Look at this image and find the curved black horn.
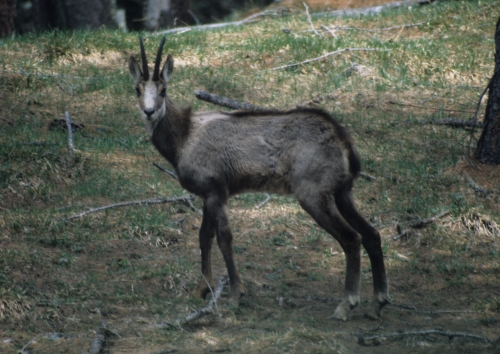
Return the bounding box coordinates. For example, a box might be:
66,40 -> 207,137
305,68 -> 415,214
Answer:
153,37 -> 166,81
139,37 -> 149,81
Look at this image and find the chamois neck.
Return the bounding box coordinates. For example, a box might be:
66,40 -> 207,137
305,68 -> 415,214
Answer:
151,97 -> 191,168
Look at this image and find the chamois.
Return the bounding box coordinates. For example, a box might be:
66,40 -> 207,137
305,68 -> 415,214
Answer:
128,37 -> 389,321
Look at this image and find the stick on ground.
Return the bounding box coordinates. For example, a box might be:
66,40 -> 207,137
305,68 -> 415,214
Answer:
66,195 -> 194,220
393,210 -> 450,240
65,111 -> 74,158
179,276 -> 227,326
358,328 -> 493,346
194,90 -> 265,111
271,48 -> 385,71
153,162 -> 178,179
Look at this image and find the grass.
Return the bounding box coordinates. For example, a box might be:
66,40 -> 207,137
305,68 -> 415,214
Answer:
1,0 -> 500,352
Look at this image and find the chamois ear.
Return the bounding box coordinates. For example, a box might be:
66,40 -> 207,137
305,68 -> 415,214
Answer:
129,56 -> 143,84
161,54 -> 174,83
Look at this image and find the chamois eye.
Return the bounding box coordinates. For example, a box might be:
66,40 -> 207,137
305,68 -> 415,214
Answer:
159,87 -> 166,97
135,86 -> 141,97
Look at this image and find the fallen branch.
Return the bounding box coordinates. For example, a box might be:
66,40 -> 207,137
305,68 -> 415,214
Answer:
359,172 -> 377,181
315,0 -> 434,18
179,276 -> 227,325
255,194 -> 270,209
154,276 -> 228,329
20,333 -> 65,354
408,210 -> 451,229
358,328 -> 493,346
388,302 -> 476,315
317,22 -> 426,36
154,9 -> 285,35
194,90 -> 264,111
271,48 -> 385,71
393,210 -> 450,240
153,162 -> 178,179
64,111 -> 74,159
408,118 -> 483,129
464,173 -> 493,198
304,3 -> 320,36
66,195 -> 194,220
390,101 -> 477,114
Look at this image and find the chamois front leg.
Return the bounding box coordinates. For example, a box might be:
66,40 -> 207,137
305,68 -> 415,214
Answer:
207,195 -> 245,306
192,203 -> 216,299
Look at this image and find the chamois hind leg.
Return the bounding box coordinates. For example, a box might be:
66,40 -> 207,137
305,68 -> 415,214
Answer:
335,190 -> 390,319
192,202 -> 217,299
296,191 -> 362,321
206,194 -> 245,306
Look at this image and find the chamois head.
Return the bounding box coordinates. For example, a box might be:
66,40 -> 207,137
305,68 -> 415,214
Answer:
129,37 -> 173,124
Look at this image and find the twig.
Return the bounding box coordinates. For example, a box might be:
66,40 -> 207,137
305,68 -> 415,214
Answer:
185,197 -> 201,214
20,333 -> 65,354
388,302 -> 476,315
389,101 -> 476,114
180,276 -> 227,325
198,271 -> 221,318
359,172 -> 377,181
358,328 -> 493,346
255,194 -> 270,209
65,111 -> 74,159
88,319 -> 108,354
408,210 -> 451,229
320,25 -> 337,38
393,210 -> 450,240
66,195 -> 194,220
194,90 -> 264,111
20,333 -> 44,354
271,48 -> 385,71
314,0 -> 434,18
318,22 -> 426,35
154,9 -> 283,35
408,118 -> 483,129
304,3 -> 320,36
153,162 -> 178,179
464,172 -> 492,198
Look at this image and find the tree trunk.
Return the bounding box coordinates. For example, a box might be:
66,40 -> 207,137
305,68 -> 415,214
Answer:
474,17 -> 500,165
0,0 -> 16,38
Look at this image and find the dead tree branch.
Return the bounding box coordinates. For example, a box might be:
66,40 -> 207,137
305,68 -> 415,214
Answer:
255,194 -> 271,209
388,302 -> 476,315
360,172 -> 377,181
304,3 -> 320,36
408,118 -> 483,129
65,111 -> 74,159
271,48 -> 385,71
315,0 -> 435,18
66,195 -> 194,220
358,328 -> 493,346
316,22 -> 426,36
464,173 -> 493,198
153,162 -> 178,179
155,9 -> 285,35
179,276 -> 227,325
194,90 -> 264,111
20,333 -> 65,354
393,210 -> 450,240
390,101 -> 477,114
153,276 -> 228,330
